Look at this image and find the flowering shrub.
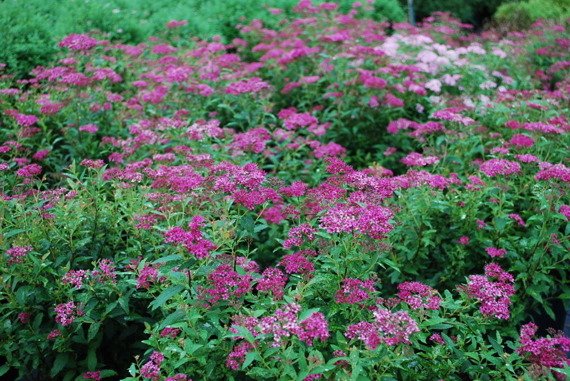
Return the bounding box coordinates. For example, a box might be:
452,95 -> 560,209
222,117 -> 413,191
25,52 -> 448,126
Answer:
0,1 -> 569,380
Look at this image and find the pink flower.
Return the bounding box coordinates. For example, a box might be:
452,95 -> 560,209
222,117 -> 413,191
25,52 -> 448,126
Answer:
91,259 -> 117,282
346,308 -> 419,349
335,278 -> 375,304
432,109 -> 474,126
466,263 -> 515,319
140,351 -> 164,381
297,312 -> 329,345
5,246 -> 32,264
151,44 -> 177,55
535,162 -> 570,182
47,329 -> 61,340
516,154 -> 540,163
79,124 -> 99,133
401,152 -> 439,167
160,327 -> 181,338
207,264 -> 253,303
231,128 -> 271,154
226,341 -> 254,370
16,164 -> 42,178
256,268 -> 287,299
80,159 -> 105,168
83,371 -> 102,381
32,150 -> 50,161
280,111 -> 318,130
313,142 -> 346,159
458,236 -> 470,245
283,223 -> 315,249
509,134 -> 534,148
256,303 -> 329,347
136,265 -> 160,289
559,205 -> 570,220
508,213 -> 526,227
225,77 -> 270,95
62,270 -> 88,289
429,333 -> 445,345
164,217 -> 216,259
320,204 -> 393,239
517,322 -> 570,369
479,159 -> 521,177
59,34 -> 99,50
279,252 -> 314,275
280,181 -> 308,198
55,301 -> 78,326
385,93 -> 404,107
13,113 -> 38,127
166,20 -> 188,28
17,312 -> 31,324
397,282 -> 441,310
485,247 -> 507,257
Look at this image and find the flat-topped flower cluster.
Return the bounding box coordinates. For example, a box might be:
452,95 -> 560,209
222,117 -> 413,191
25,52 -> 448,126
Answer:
0,1 -> 568,380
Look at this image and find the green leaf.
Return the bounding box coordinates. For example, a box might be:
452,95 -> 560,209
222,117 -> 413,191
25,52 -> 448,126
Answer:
160,309 -> 186,328
242,351 -> 259,369
298,308 -> 320,322
152,254 -> 182,264
0,364 -> 10,377
4,228 -> 27,238
231,326 -> 255,343
87,347 -> 97,369
149,285 -> 184,311
88,322 -> 101,342
100,370 -> 118,378
552,367 -> 570,377
311,364 -> 335,373
51,353 -> 69,377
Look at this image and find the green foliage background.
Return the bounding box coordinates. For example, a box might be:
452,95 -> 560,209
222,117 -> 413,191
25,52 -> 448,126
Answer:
0,0 -> 404,79
494,0 -> 570,29
2,0 -> 566,79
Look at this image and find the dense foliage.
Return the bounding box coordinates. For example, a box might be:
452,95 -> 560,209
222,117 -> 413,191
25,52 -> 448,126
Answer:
0,0 -> 404,79
493,0 -> 570,30
1,1 -> 569,380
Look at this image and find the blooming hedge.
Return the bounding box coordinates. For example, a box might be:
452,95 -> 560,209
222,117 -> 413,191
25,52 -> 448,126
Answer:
0,1 -> 569,380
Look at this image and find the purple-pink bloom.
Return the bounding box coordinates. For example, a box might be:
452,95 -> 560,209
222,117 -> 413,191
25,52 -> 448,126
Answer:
5,246 -> 32,264
485,247 -> 507,258
466,263 -> 515,319
397,282 -> 441,310
59,34 -> 99,50
335,278 -> 375,304
479,159 -> 521,177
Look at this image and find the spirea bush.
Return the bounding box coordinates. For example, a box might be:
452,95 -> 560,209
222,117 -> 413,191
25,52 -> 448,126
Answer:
0,0 -> 405,80
0,1 -> 569,380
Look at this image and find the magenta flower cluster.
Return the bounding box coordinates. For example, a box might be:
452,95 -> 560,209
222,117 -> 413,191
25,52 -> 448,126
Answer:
346,308 -> 420,349
466,263 -> 515,319
397,281 -> 442,310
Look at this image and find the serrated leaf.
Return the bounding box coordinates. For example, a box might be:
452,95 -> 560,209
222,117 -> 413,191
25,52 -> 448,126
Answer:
160,309 -> 186,328
51,353 -> 69,377
88,322 -> 100,342
0,364 -> 9,377
149,285 -> 184,311
100,369 -> 118,378
231,326 -> 255,343
242,351 -> 259,369
152,254 -> 182,264
298,308 -> 320,322
4,228 -> 27,238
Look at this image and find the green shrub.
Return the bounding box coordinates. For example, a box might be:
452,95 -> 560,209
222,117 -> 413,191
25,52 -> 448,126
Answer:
494,0 -> 570,30
404,0 -> 507,26
0,0 -> 405,79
